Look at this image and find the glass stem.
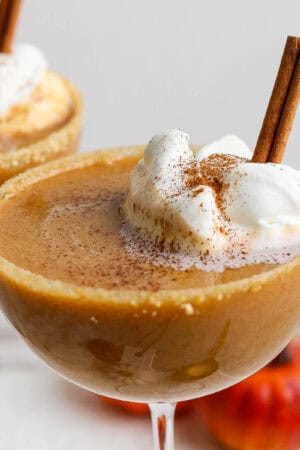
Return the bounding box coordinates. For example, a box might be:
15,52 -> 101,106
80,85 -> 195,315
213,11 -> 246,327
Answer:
149,402 -> 176,450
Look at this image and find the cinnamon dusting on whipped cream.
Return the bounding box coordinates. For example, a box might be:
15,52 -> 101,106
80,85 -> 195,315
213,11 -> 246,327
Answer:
121,130 -> 300,271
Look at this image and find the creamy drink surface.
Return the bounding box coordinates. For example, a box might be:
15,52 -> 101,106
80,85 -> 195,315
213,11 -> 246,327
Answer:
0,154 -> 277,290
0,129 -> 299,290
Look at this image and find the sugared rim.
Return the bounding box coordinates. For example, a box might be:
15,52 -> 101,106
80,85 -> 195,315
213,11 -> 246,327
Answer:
0,146 -> 299,308
0,73 -> 83,182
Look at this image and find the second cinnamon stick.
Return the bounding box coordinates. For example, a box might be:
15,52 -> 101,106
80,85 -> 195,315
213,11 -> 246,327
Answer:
0,0 -> 22,53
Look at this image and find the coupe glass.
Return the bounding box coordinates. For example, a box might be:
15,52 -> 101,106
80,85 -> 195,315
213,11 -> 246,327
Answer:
0,149 -> 299,450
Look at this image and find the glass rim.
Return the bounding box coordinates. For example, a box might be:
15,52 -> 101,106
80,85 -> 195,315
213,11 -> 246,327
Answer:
0,145 -> 298,308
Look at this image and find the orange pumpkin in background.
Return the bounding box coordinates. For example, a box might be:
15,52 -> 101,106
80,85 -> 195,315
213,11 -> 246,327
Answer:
194,342 -> 300,450
99,396 -> 191,415
99,397 -> 150,415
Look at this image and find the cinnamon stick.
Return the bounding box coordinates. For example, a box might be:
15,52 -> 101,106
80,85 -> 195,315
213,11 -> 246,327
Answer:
0,0 -> 22,53
267,55 -> 300,163
252,36 -> 300,163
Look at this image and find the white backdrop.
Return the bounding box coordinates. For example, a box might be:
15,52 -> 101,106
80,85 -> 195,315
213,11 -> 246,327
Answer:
17,0 -> 300,167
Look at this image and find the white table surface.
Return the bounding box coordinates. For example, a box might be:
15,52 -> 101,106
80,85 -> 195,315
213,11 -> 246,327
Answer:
0,314 -> 222,450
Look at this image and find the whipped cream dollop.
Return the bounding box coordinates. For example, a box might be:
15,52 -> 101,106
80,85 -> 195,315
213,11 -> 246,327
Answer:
0,44 -> 47,117
122,129 -> 300,270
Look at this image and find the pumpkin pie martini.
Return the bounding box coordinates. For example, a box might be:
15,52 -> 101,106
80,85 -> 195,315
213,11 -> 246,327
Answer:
0,136 -> 300,448
0,129 -> 299,400
0,0 -> 82,183
0,36 -> 299,450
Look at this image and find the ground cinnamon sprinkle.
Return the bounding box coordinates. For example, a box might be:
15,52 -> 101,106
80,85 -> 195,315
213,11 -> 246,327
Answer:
184,153 -> 245,193
184,160 -> 203,189
183,153 -> 246,221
